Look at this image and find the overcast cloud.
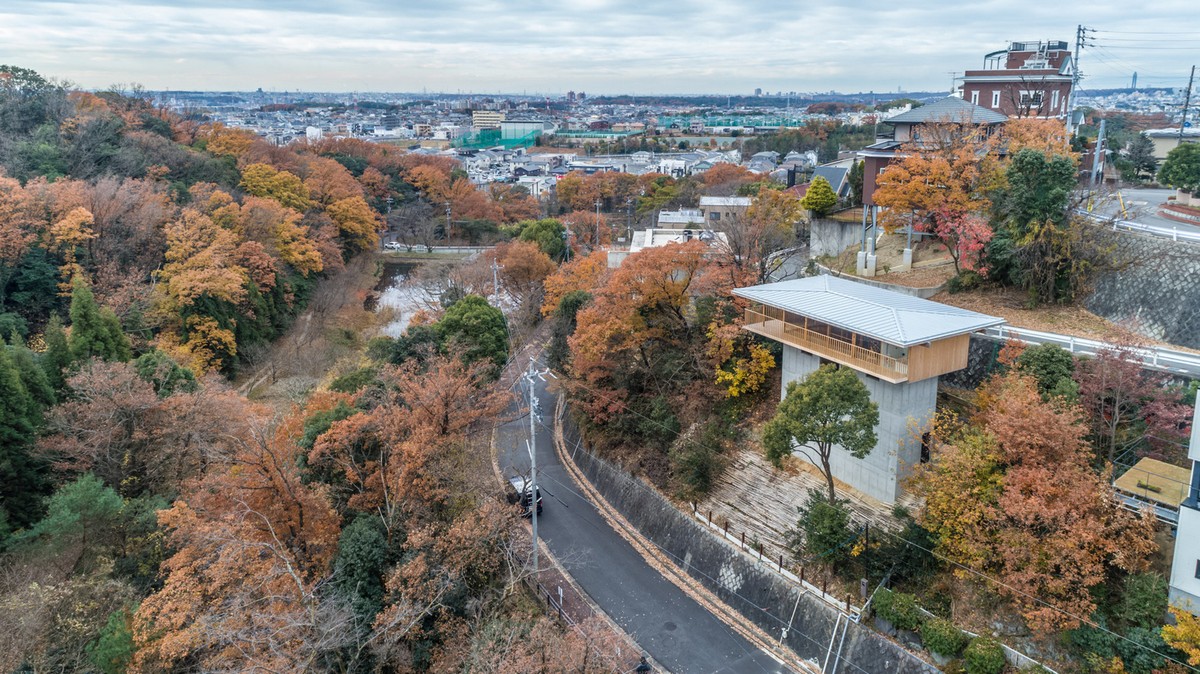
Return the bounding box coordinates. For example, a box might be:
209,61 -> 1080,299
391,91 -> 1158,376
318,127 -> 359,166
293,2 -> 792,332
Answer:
2,1 -> 1197,94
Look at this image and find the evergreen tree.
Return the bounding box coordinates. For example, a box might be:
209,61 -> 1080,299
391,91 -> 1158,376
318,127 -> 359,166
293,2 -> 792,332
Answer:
800,176 -> 839,217
0,344 -> 46,532
435,294 -> 509,372
7,331 -> 55,418
41,313 -> 72,390
68,278 -> 131,363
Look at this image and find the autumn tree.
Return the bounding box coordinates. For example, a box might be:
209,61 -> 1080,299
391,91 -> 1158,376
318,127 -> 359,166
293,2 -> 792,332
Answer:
929,207 -> 993,273
715,187 -> 803,285
491,240 -> 556,320
1074,340 -> 1192,464
913,371 -> 1156,631
567,240 -> 715,448
131,408 -> 345,672
762,364 -> 878,502
39,360 -> 252,497
327,195 -> 381,253
541,249 -> 608,317
800,176 -> 839,217
239,162 -> 313,212
872,117 -> 1003,234
699,163 -> 756,195
1003,118 -> 1075,159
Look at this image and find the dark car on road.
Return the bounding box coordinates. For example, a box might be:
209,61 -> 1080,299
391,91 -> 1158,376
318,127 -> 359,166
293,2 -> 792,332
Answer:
506,475 -> 542,517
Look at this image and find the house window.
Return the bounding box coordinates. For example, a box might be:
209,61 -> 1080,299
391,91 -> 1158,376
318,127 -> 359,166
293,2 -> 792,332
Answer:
991,91 -> 1000,108
1020,91 -> 1044,108
970,91 -> 979,106
1052,90 -> 1060,110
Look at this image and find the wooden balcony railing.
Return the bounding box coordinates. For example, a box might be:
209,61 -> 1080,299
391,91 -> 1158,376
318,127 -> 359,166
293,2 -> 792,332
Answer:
743,307 -> 909,382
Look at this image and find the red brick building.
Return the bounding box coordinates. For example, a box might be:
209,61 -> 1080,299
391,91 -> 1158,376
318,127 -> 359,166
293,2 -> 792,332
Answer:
960,40 -> 1073,119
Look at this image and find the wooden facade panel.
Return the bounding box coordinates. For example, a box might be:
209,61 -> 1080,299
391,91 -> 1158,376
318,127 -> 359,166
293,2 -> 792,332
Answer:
906,333 -> 970,382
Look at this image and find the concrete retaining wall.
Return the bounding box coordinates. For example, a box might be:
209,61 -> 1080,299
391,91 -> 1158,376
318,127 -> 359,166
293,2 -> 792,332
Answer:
811,218 -> 865,259
816,268 -> 946,299
561,415 -> 936,674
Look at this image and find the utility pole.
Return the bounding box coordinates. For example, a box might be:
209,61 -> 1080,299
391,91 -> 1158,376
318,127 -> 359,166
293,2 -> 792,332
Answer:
1091,118 -> 1107,187
444,201 -> 452,244
491,258 -> 500,304
525,359 -> 540,579
1066,24 -> 1090,137
1180,65 -> 1196,143
594,199 -> 602,249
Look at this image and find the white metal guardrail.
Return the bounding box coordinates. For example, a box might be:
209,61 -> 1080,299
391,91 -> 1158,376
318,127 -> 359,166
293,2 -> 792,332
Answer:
982,325 -> 1200,378
1076,208 -> 1200,243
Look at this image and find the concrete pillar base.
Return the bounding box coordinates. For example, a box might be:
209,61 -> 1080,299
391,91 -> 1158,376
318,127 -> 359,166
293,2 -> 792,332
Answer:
864,254 -> 877,278
856,251 -> 867,276
896,248 -> 913,272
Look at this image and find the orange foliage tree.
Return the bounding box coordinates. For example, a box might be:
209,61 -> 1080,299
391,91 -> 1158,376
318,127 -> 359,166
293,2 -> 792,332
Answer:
131,406 -> 344,672
541,249 -> 608,317
912,371 -> 1155,631
567,241 -> 715,422
872,118 -> 1004,235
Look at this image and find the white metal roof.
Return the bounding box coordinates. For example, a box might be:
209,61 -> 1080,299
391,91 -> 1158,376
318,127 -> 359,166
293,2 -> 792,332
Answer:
733,275 -> 1004,347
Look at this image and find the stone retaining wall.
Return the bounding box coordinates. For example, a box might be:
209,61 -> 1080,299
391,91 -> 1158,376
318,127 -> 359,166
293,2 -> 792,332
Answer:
1086,233 -> 1200,350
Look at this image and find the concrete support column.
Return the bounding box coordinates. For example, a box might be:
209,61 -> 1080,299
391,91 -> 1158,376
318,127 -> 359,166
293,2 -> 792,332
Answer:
856,251 -> 867,276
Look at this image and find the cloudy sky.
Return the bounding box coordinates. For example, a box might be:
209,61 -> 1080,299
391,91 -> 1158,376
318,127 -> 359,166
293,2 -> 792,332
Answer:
2,1 -> 1197,95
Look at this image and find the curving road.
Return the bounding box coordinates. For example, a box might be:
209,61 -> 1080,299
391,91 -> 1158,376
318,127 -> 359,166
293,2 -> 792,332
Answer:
497,367 -> 793,674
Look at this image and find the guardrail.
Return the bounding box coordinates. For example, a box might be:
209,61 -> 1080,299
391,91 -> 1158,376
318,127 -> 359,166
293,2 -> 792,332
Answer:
981,325 -> 1200,378
382,244 -> 493,255
1076,208 -> 1200,243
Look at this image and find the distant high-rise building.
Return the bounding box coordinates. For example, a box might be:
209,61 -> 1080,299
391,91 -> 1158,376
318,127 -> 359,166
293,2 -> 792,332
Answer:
960,40 -> 1073,119
578,92 -> 586,101
1132,72 -> 1138,90
754,87 -> 762,96
567,90 -> 576,103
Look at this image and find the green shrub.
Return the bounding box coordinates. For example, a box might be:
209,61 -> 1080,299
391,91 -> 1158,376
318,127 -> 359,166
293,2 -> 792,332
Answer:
963,637 -> 1006,674
787,489 -> 854,567
946,270 -> 983,294
922,617 -> 969,657
873,587 -> 924,632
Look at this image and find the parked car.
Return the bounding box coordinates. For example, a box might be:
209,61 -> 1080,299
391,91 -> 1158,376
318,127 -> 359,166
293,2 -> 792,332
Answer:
383,241 -> 403,250
506,475 -> 542,517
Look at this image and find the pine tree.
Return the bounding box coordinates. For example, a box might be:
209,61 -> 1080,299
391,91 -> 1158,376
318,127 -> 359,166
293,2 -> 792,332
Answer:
68,278 -> 131,363
41,313 -> 72,390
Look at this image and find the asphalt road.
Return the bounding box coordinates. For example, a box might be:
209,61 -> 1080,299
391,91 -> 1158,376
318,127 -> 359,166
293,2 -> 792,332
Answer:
497,371 -> 793,674
1090,187 -> 1200,235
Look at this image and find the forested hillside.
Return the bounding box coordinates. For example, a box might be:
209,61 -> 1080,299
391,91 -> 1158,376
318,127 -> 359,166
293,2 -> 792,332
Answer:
0,65 -> 624,673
